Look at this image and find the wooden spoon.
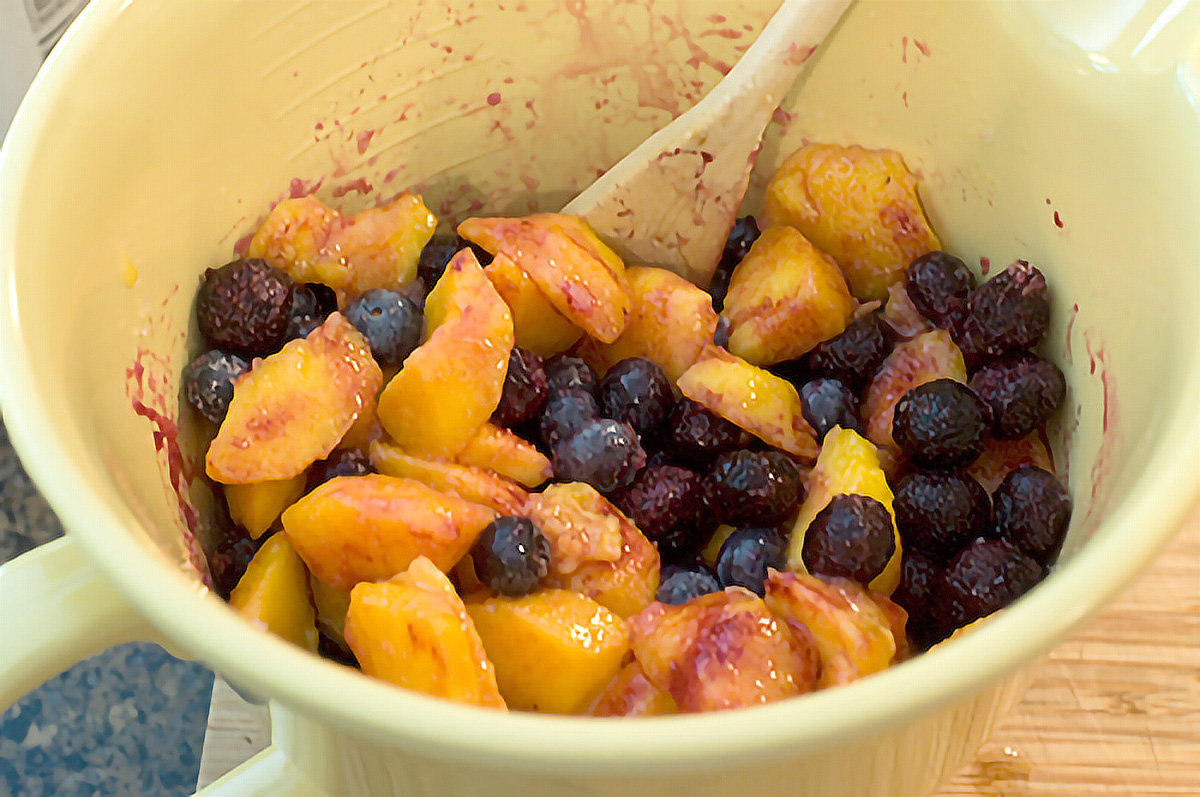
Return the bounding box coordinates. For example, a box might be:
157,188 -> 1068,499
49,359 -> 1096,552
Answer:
562,0 -> 853,287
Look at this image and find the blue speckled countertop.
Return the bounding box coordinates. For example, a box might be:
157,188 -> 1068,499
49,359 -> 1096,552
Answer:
0,422 -> 214,797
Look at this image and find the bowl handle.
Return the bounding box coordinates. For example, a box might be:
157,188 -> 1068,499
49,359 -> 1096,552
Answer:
193,747 -> 325,797
0,535 -> 156,710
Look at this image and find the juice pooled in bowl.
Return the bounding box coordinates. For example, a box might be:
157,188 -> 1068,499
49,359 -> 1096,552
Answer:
186,141 -> 1072,714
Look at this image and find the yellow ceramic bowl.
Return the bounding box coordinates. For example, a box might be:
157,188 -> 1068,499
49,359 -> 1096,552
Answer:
1,1 -> 1199,795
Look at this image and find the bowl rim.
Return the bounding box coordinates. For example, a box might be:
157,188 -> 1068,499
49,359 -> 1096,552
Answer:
2,0 -> 1200,772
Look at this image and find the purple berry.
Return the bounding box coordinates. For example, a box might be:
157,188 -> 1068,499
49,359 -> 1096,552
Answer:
469,516 -> 551,597
181,349 -> 250,424
932,537 -> 1043,634
598,357 -> 675,437
804,313 -> 890,390
705,449 -> 802,527
553,419 -> 646,493
539,389 -> 598,450
905,251 -> 976,329
891,550 -> 942,649
306,449 -> 373,492
992,466 -> 1071,565
208,528 -> 260,600
801,494 -> 896,585
707,216 -> 760,310
798,377 -> 860,442
955,260 -> 1050,358
713,315 -> 731,348
656,562 -> 723,605
417,234 -> 491,287
195,258 -> 295,357
492,348 -> 548,428
893,471 -> 991,563
892,379 -> 988,470
662,398 -> 751,468
715,527 -> 786,596
969,354 -> 1066,440
343,289 -> 423,368
544,354 -> 598,397
286,282 -> 338,341
613,465 -> 707,543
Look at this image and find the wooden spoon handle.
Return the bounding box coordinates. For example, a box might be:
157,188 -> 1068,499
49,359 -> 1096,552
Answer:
564,0 -> 852,286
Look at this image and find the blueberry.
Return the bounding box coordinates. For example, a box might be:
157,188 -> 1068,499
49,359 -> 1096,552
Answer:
417,234 -> 491,288
715,527 -> 786,596
599,357 -> 675,437
662,398 -> 751,468
801,494 -> 896,584
343,289 -> 423,368
890,550 -> 942,649
932,537 -> 1043,635
955,260 -> 1050,359
969,354 -> 1066,440
713,315 -> 731,348
306,449 -> 374,492
904,251 -> 976,329
539,389 -> 598,450
798,377 -> 860,441
707,216 -> 760,310
469,516 -> 551,597
992,465 -> 1071,565
893,471 -> 991,563
317,633 -> 360,668
285,282 -> 339,341
656,562 -> 723,605
553,418 -> 646,493
892,379 -> 988,470
492,348 -> 548,428
613,464 -> 707,543
195,258 -> 295,357
804,313 -> 890,390
705,449 -> 803,527
651,523 -> 710,566
544,354 -> 598,397
207,527 -> 261,600
181,350 -> 250,424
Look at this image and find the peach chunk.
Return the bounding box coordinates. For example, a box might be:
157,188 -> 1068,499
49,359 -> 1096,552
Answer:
345,556 -> 505,708
588,660 -> 677,717
761,143 -> 941,301
368,440 -> 528,516
764,571 -> 897,689
281,474 -> 495,590
465,589 -> 629,714
525,483 -> 660,618
206,314 -> 382,484
224,473 -> 308,539
967,432 -> 1055,493
628,589 -> 820,713
576,266 -> 719,382
786,427 -> 902,596
484,254 -> 583,358
377,250 -> 513,457
458,213 -> 633,343
309,575 -> 353,651
723,226 -> 856,366
455,422 -> 553,488
246,192 -> 436,297
677,345 -> 819,461
861,329 -> 967,474
229,533 -> 318,652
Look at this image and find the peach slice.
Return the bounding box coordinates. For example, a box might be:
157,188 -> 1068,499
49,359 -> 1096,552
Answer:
861,329 -> 967,475
525,483 -> 660,618
345,556 -> 505,708
761,143 -> 941,301
576,266 -> 719,382
377,250 -> 514,457
785,426 -> 902,595
455,422 -> 553,488
465,589 -> 629,714
967,432 -> 1055,493
628,589 -> 820,713
281,474 -> 495,590
723,226 -> 856,366
229,533 -> 318,652
223,473 -> 307,539
247,193 -> 436,298
206,313 -> 382,484
458,213 -> 633,343
309,575 -> 352,651
484,254 -> 583,358
588,660 -> 677,717
368,440 -> 528,516
677,345 -> 819,461
764,571 -> 897,688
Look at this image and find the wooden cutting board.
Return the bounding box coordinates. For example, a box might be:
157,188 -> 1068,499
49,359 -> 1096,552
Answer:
198,506 -> 1200,794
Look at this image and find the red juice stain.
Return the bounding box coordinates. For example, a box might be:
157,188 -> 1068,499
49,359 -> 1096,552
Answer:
356,129 -> 375,154
901,36 -> 908,63
1082,331 -> 1120,513
914,39 -> 931,57
902,90 -> 908,108
332,178 -> 373,198
233,233 -> 254,256
289,177 -> 324,198
487,92 -> 502,106
1063,302 -> 1079,366
1053,210 -> 1064,228
1045,197 -> 1051,204
979,256 -> 991,275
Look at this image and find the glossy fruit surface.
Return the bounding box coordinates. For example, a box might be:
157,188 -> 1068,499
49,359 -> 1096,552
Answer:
892,379 -> 987,470
539,389 -> 599,451
469,516 -> 552,597
553,419 -> 646,494
904,251 -> 975,329
182,349 -> 250,424
655,562 -> 723,605
491,347 -> 548,428
801,494 -> 896,584
893,471 -> 990,563
195,258 -> 294,357
955,260 -> 1050,357
662,398 -> 752,468
992,465 -> 1072,564
714,526 -> 787,596
931,537 -> 1042,635
969,354 -> 1066,440
799,377 -> 860,442
804,312 -> 890,391
343,288 -> 423,368
598,357 -> 675,437
705,449 -> 802,527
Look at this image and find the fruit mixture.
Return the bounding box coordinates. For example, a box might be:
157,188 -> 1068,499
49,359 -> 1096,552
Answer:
190,142 -> 1071,714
